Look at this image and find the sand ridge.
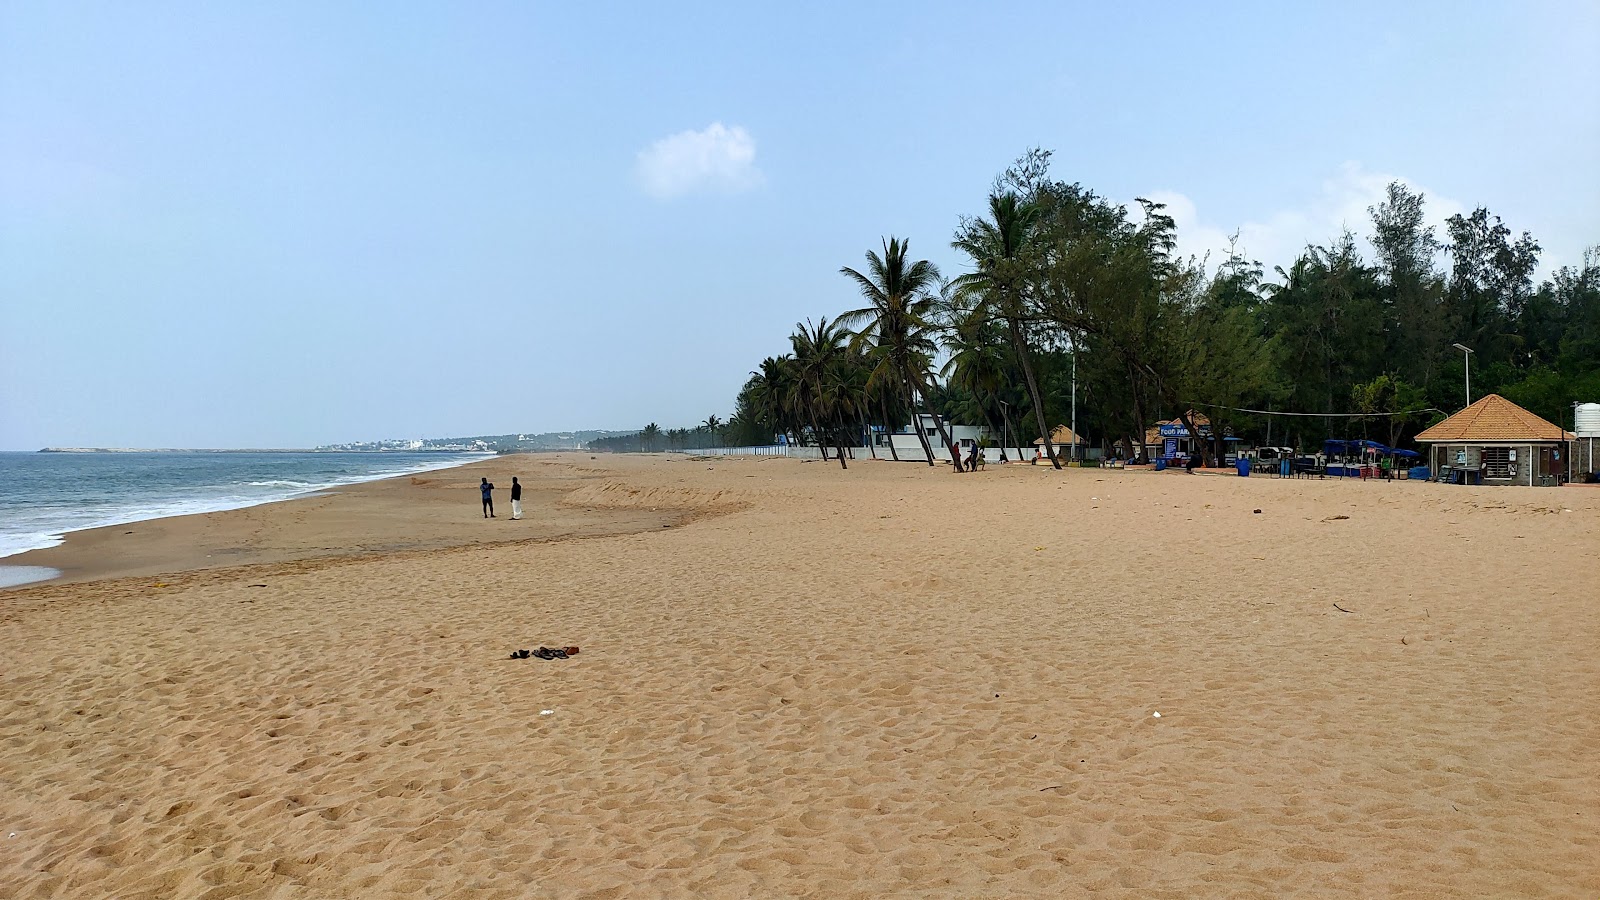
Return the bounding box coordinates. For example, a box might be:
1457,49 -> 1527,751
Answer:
2,453 -> 1598,897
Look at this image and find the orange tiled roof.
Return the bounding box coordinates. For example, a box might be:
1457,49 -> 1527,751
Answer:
1033,425 -> 1083,446
1415,394 -> 1575,442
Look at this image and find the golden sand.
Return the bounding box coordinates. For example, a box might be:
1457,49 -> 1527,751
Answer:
3,454 -> 1597,897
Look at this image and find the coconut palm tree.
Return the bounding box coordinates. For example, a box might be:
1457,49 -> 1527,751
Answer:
866,371 -> 904,460
749,355 -> 800,445
640,422 -> 662,452
701,414 -> 724,447
952,191 -> 1061,468
789,317 -> 856,469
941,292 -> 1020,458
839,237 -> 963,472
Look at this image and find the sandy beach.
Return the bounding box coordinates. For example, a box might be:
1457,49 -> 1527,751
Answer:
2,453 -> 1597,898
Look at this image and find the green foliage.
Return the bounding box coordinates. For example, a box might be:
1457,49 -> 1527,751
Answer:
840,237 -> 961,467
696,150 -> 1597,464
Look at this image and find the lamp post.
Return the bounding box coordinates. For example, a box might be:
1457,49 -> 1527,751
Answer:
1451,343 -> 1474,407
999,398 -> 1010,460
1070,348 -> 1078,463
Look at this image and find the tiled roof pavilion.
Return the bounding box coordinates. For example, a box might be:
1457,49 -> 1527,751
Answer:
1034,425 -> 1084,446
1415,394 -> 1575,443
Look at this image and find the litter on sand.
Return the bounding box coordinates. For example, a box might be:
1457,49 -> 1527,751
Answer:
540,710 -> 554,716
509,646 -> 580,660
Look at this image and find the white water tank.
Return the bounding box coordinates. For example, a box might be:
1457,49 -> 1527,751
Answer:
1577,403 -> 1600,438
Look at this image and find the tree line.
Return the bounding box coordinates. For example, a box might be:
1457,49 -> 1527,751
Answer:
591,150 -> 1599,467
585,418 -> 734,453
729,149 -> 1600,464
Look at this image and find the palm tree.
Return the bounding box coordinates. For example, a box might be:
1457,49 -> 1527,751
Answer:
941,292 -> 1019,458
846,342 -> 884,459
640,422 -> 662,452
789,317 -> 856,469
839,237 -> 963,472
865,370 -> 904,460
702,414 -> 724,447
952,192 -> 1061,468
749,355 -> 800,445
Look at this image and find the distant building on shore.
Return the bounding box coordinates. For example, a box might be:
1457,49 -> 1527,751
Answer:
1414,394 -> 1575,486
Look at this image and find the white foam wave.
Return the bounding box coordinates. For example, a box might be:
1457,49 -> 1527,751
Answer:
0,532 -> 65,559
0,453 -> 490,561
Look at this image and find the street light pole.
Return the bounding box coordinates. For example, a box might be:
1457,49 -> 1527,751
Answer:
999,399 -> 1010,459
1070,348 -> 1078,463
1451,343 -> 1474,407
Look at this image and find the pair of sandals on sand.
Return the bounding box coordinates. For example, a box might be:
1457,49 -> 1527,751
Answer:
509,646 -> 579,660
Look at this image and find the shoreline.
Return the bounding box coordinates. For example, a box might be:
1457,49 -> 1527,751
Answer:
0,453 -> 685,591
0,451 -> 495,579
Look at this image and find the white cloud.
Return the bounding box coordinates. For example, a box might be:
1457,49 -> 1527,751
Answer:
635,122 -> 764,200
1144,162 -> 1467,275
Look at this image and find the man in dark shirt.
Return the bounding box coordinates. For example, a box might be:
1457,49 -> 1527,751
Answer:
480,477 -> 495,518
510,477 -> 523,520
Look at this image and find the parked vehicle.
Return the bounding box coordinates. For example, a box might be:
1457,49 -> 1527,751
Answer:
1249,446 -> 1296,463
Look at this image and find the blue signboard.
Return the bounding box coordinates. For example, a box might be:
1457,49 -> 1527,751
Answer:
1159,422 -> 1212,438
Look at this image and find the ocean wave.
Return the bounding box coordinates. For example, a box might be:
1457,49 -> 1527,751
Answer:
0,452 -> 488,561
0,532 -> 65,559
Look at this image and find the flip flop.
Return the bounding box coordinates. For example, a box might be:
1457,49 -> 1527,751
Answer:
509,649 -> 531,659
563,646 -> 580,656
540,647 -> 568,659
532,648 -> 556,660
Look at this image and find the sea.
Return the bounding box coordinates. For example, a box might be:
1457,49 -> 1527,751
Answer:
0,450 -> 489,588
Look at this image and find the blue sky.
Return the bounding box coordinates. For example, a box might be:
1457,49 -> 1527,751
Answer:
2,1 -> 1596,449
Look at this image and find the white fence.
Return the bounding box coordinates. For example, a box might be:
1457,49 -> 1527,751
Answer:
672,445 -> 875,460
671,445 -> 791,457
669,444 -> 1088,463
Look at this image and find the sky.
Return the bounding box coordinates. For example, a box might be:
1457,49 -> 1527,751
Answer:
2,1 -> 1597,449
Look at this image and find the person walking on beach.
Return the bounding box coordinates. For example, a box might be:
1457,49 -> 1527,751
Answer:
1185,451 -> 1202,474
510,477 -> 523,520
968,442 -> 981,472
480,477 -> 495,518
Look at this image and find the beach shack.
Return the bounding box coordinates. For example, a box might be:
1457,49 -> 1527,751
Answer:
1143,411 -> 1240,465
1415,394 -> 1575,486
1033,425 -> 1086,461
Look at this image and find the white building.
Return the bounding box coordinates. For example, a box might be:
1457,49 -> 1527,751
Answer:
869,415 -> 1032,463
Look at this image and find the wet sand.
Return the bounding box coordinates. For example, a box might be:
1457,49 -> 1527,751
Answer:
2,453 -> 1597,897
3,456 -> 684,587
